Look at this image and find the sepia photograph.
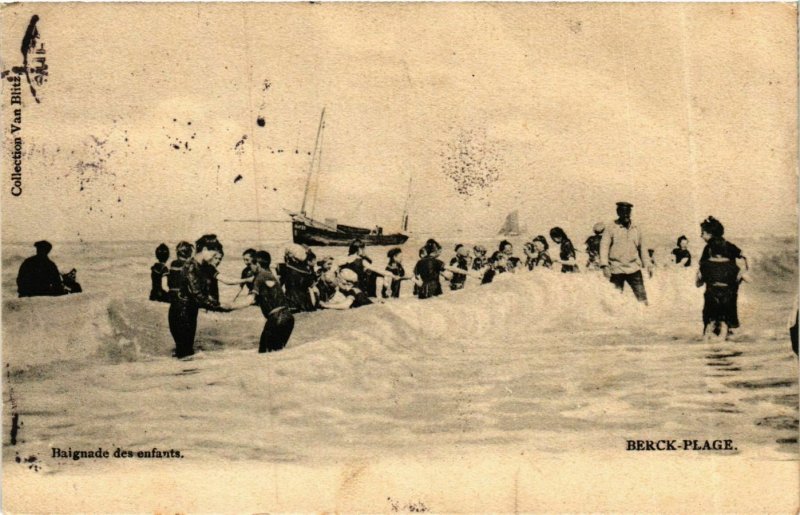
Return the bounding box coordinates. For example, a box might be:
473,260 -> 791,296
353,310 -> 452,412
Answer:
1,2 -> 798,511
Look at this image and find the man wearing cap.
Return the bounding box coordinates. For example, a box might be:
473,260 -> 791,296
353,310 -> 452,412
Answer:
16,240 -> 67,297
599,202 -> 648,304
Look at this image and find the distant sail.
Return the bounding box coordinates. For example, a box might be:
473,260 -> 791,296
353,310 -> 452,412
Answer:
498,210 -> 521,236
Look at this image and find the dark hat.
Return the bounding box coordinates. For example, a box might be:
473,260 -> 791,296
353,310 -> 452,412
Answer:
34,240 -> 52,252
616,201 -> 633,209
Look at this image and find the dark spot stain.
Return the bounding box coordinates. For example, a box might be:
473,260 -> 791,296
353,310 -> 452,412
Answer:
171,143 -> 180,150
439,128 -> 503,199
257,117 -> 266,127
233,175 -> 243,183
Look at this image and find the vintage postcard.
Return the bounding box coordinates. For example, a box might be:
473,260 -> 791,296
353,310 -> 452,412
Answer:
1,2 -> 798,512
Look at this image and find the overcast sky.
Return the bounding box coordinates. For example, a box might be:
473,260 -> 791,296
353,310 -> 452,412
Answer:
2,3 -> 796,244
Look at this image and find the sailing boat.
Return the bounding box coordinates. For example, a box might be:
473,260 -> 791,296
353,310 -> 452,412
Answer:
289,109 -> 411,246
497,210 -> 523,237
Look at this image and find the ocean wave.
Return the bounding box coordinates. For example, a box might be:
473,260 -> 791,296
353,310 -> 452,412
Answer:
3,266 -> 719,376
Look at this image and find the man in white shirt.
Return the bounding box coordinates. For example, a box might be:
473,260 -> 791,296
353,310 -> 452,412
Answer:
599,202 -> 648,304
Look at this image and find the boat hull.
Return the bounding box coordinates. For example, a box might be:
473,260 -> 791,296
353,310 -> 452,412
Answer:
292,220 -> 409,247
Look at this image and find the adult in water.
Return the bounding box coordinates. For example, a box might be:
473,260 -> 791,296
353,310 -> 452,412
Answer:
699,216 -> 748,335
549,227 -> 578,273
672,235 -> 692,267
149,243 -> 170,302
249,250 -> 295,353
599,202 -> 648,304
279,244 -> 316,313
168,235 -> 232,359
696,236 -> 742,340
16,240 -> 67,297
168,241 -> 194,301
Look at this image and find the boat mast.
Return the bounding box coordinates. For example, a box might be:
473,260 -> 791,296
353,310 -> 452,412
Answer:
401,173 -> 413,232
309,115 -> 325,219
300,108 -> 326,217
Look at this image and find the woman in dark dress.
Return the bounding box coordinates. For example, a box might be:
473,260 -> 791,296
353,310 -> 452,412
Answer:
168,235 -> 231,359
168,241 -> 193,301
549,227 -> 578,273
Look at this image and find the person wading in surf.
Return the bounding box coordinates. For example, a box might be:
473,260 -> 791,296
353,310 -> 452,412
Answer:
168,235 -> 232,359
698,216 -> 748,338
599,201 -> 648,304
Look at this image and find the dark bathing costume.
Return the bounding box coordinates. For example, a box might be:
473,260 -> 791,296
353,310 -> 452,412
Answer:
449,255 -> 468,290
279,260 -> 316,313
168,258 -> 224,359
414,255 -> 444,299
167,258 -> 186,301
149,261 -> 170,302
16,253 -> 65,297
253,269 -> 294,353
385,261 -> 405,298
558,239 -> 578,273
672,248 -> 692,267
699,257 -> 739,328
699,237 -> 743,329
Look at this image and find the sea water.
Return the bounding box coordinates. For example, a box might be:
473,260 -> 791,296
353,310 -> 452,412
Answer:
1,236 -> 797,466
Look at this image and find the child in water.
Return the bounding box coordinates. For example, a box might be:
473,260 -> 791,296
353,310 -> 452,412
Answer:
549,227 -> 578,273
320,268 -> 373,309
646,249 -> 656,278
449,244 -> 471,290
248,250 -> 295,353
314,256 -> 338,305
672,236 -> 692,267
413,239 -> 473,299
585,223 -> 605,270
233,248 -> 257,302
201,248 -> 254,303
413,247 -> 426,296
481,251 -> 508,284
528,235 -> 553,269
61,269 -> 82,294
384,247 -> 409,298
499,240 -> 521,272
149,243 -> 170,302
472,245 -> 488,271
